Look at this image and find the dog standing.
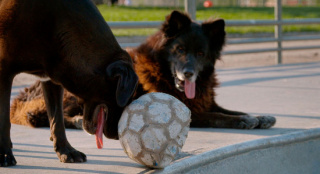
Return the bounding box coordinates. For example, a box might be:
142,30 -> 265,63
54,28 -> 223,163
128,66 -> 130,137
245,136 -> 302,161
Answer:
10,10 -> 276,158
0,0 -> 137,167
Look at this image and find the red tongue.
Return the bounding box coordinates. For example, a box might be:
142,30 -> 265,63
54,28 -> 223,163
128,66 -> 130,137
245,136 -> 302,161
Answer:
95,107 -> 105,149
184,79 -> 196,99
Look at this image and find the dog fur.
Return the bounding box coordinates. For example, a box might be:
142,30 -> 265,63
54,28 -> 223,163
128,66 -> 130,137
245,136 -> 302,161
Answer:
129,11 -> 275,129
10,9 -> 276,156
0,0 -> 137,167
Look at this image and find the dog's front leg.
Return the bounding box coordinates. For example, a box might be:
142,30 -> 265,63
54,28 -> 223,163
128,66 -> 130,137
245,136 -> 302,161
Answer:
190,112 -> 260,129
41,81 -> 86,163
0,73 -> 17,167
191,111 -> 275,129
213,105 -> 276,129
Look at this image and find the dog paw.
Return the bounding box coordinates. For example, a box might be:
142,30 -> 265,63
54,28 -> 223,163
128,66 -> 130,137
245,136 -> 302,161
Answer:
255,116 -> 276,129
55,145 -> 86,163
27,112 -> 37,126
73,116 -> 83,129
236,116 -> 259,129
0,147 -> 17,167
27,111 -> 49,127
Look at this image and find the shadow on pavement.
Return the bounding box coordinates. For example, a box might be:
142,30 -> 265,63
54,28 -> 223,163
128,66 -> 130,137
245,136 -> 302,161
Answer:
6,165 -> 122,174
190,127 -> 306,136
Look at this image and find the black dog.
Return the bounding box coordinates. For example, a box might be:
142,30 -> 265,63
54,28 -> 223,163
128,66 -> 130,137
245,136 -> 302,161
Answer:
11,11 -> 276,135
129,11 -> 276,129
0,0 -> 137,167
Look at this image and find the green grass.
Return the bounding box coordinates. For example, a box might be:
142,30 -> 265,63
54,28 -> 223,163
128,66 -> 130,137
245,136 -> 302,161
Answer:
97,6 -> 320,36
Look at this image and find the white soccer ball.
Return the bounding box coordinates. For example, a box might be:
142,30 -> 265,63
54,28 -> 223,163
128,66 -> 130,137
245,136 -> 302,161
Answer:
118,92 -> 191,168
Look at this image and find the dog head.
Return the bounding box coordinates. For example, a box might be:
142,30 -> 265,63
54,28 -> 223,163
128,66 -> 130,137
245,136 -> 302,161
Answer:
161,11 -> 225,99
82,52 -> 138,139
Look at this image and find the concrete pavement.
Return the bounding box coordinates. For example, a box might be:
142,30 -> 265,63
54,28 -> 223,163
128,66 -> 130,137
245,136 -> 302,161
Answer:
3,61 -> 320,173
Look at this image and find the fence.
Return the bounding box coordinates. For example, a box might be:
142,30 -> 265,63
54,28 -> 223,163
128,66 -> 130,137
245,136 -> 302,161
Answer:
108,0 -> 320,64
108,0 -> 320,7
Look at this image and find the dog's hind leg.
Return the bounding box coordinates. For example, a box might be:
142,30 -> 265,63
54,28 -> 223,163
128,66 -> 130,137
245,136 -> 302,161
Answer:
41,80 -> 86,163
10,83 -> 83,129
10,97 -> 49,127
0,72 -> 17,167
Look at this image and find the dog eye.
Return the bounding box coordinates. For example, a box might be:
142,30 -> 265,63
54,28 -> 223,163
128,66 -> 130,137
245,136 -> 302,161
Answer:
177,47 -> 185,54
197,51 -> 204,57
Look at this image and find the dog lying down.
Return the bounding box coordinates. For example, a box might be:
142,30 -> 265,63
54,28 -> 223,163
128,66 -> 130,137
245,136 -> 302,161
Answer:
10,11 -> 276,137
0,0 -> 138,167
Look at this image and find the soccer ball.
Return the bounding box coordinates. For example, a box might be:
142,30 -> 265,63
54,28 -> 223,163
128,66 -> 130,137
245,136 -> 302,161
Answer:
118,92 -> 191,168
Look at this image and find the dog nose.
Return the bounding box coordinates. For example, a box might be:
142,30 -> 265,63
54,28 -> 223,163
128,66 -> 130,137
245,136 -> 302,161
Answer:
184,70 -> 194,79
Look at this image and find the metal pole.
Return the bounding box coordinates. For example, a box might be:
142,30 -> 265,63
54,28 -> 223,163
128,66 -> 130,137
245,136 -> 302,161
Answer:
275,0 -> 282,64
184,0 -> 196,20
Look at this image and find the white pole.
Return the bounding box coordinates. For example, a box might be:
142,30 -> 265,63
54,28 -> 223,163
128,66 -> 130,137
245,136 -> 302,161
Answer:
275,0 -> 282,64
184,0 -> 196,20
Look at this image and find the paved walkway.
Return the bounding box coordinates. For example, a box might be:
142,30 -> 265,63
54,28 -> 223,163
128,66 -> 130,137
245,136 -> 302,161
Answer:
3,62 -> 320,173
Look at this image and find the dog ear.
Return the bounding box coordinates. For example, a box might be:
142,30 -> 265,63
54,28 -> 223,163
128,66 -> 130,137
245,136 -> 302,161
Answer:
202,19 -> 226,41
202,19 -> 226,37
161,10 -> 192,38
202,19 -> 226,53
106,60 -> 138,107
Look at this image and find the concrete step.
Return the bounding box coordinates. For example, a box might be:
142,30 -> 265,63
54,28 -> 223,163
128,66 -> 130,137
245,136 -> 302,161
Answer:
160,128 -> 320,174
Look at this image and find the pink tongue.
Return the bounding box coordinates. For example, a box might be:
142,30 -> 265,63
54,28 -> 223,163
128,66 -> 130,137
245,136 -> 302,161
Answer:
184,79 -> 196,99
95,107 -> 105,149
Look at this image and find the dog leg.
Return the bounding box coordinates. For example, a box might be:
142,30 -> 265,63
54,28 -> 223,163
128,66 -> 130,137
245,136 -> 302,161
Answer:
0,73 -> 17,167
191,112 -> 260,129
64,115 -> 83,129
215,105 -> 247,115
214,105 -> 276,129
255,116 -> 276,129
41,81 -> 86,163
26,110 -> 49,127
